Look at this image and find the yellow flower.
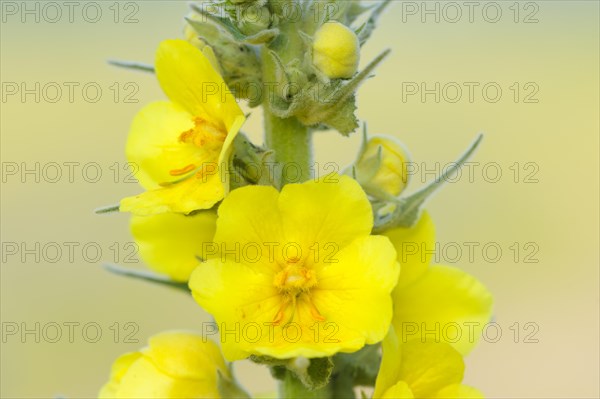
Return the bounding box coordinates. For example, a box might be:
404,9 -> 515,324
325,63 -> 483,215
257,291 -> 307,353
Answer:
99,331 -> 228,398
384,212 -> 493,355
189,175 -> 400,360
130,211 -> 217,282
120,39 -> 246,215
354,136 -> 411,198
312,21 -> 360,79
373,329 -> 483,399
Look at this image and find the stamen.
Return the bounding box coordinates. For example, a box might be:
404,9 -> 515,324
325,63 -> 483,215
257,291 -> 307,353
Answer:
169,164 -> 196,176
306,296 -> 326,322
178,117 -> 226,147
272,298 -> 289,326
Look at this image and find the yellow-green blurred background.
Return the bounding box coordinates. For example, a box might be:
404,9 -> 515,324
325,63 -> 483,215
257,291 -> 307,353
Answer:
1,1 -> 598,397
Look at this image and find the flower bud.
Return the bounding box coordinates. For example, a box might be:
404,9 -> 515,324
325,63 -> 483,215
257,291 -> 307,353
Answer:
99,332 -> 229,398
312,21 -> 360,79
354,136 -> 410,198
237,5 -> 271,36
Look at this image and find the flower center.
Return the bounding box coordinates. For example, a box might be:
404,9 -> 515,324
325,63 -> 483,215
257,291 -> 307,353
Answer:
179,117 -> 227,148
273,262 -> 317,294
167,117 -> 227,179
271,262 -> 324,325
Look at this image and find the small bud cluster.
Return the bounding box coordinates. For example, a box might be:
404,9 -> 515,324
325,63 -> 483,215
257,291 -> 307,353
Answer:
186,0 -> 391,134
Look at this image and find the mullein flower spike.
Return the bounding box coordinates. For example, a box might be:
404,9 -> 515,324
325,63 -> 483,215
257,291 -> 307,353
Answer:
97,1 -> 493,398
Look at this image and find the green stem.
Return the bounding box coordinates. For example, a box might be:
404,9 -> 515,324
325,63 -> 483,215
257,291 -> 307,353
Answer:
264,113 -> 312,185
279,371 -> 331,399
261,15 -> 312,185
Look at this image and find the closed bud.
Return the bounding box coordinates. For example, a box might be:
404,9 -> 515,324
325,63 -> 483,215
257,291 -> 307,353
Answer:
312,21 -> 360,79
354,136 -> 410,198
99,331 -> 230,398
237,5 -> 271,36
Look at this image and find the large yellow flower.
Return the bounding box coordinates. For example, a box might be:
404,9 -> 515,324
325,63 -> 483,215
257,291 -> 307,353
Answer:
189,175 -> 400,360
130,211 -> 217,282
120,39 -> 245,215
99,331 -> 228,398
373,329 -> 483,399
384,212 -> 493,355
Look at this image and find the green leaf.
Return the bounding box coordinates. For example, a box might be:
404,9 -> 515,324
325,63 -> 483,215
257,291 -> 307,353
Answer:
190,3 -> 247,41
328,49 -> 391,105
185,16 -> 221,41
108,59 -> 154,73
316,95 -> 358,135
249,354 -> 289,367
373,134 -> 484,232
189,4 -> 278,44
279,369 -> 332,398
231,133 -> 279,187
295,49 -> 390,134
103,263 -> 189,292
94,204 -> 120,214
301,357 -> 334,390
332,344 -> 381,387
252,356 -> 333,391
356,0 -> 392,46
244,28 -> 280,44
346,0 -> 378,23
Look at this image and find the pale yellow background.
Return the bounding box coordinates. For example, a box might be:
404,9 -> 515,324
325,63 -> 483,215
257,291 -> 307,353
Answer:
1,1 -> 598,398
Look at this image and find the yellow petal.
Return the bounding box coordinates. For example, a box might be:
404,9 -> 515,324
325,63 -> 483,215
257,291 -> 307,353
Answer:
98,352 -> 141,398
115,356 -> 218,398
313,235 -> 400,345
279,175 -> 373,249
218,114 -> 246,196
99,332 -> 226,399
384,211 -> 435,288
374,332 -> 470,399
125,101 -> 199,190
155,39 -> 243,132
393,265 -> 493,355
433,384 -> 484,399
381,381 -> 414,399
120,169 -> 224,215
131,211 -> 217,281
189,259 -> 281,361
373,328 -> 402,399
397,341 -> 464,398
213,184 -> 284,266
144,332 -> 227,381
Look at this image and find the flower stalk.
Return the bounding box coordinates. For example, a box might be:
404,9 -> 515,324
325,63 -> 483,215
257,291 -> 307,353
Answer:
279,370 -> 331,399
262,27 -> 313,185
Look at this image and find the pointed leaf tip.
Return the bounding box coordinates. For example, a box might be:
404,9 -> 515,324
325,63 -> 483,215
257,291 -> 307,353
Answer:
94,204 -> 120,214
